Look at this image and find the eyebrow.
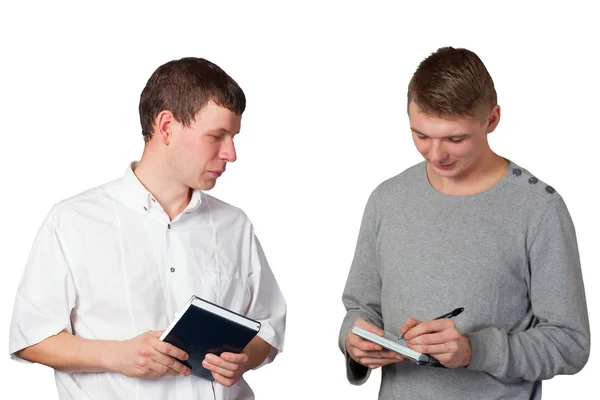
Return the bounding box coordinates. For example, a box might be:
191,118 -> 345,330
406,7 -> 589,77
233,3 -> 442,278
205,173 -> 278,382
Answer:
410,127 -> 469,138
207,128 -> 239,135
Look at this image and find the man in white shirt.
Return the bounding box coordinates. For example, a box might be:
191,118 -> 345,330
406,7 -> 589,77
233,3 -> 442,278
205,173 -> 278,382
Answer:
9,57 -> 286,400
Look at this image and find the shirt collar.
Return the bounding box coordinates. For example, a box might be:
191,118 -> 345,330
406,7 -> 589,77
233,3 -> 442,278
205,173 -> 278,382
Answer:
117,161 -> 203,215
185,187 -> 203,213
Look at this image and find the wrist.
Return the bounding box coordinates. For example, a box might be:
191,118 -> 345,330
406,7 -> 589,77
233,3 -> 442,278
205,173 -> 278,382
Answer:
236,348 -> 250,374
100,340 -> 121,373
460,334 -> 472,367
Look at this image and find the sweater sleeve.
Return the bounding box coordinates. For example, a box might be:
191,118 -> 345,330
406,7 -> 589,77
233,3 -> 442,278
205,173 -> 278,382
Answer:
467,196 -> 590,381
338,189 -> 384,385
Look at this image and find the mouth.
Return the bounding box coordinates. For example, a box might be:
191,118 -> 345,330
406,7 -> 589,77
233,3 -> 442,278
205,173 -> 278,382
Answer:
208,170 -> 224,177
432,162 -> 456,170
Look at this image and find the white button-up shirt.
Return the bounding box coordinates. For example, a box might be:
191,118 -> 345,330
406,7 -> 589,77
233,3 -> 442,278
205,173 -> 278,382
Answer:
9,163 -> 286,400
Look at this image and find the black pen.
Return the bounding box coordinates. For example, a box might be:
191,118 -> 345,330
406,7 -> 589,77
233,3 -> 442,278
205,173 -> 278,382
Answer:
433,307 -> 464,320
397,308 -> 464,340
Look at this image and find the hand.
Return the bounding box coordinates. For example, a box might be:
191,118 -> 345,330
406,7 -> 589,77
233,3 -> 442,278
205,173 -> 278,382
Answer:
110,330 -> 192,378
401,317 -> 471,368
202,352 -> 249,387
345,318 -> 405,369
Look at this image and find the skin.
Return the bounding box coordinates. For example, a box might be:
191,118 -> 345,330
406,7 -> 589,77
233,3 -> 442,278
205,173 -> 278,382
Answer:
135,100 -> 241,220
345,318 -> 406,369
18,100 -> 273,387
409,101 -> 507,196
345,101 -> 508,369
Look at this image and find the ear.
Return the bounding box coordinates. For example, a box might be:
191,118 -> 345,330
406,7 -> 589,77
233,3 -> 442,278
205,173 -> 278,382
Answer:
154,110 -> 176,145
485,105 -> 501,134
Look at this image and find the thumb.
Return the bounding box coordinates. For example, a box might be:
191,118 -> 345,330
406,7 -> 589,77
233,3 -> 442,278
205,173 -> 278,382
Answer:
357,319 -> 384,336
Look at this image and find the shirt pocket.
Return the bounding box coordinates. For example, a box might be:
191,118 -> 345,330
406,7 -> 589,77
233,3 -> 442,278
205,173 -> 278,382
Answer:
193,270 -> 250,315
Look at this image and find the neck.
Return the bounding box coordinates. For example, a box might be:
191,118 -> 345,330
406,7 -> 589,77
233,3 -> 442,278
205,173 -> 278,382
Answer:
134,150 -> 191,221
427,151 -> 508,196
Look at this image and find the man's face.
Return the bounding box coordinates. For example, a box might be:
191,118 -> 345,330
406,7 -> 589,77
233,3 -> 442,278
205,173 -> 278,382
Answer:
168,101 -> 242,190
408,101 -> 496,180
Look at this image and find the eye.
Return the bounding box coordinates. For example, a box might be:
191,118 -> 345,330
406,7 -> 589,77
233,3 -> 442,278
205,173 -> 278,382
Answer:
416,134 -> 427,140
448,137 -> 465,143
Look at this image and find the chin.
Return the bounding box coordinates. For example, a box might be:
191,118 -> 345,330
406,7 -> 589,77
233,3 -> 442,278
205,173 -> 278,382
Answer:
429,161 -> 462,175
196,181 -> 217,191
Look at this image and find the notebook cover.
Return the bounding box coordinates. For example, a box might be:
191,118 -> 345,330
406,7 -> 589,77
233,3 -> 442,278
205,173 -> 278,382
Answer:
162,296 -> 261,380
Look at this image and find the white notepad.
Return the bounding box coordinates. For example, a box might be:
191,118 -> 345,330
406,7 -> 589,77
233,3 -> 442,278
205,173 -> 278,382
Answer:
351,326 -> 443,367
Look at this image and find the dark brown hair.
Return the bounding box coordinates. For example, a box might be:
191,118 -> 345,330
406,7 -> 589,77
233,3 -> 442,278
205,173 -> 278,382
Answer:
139,57 -> 246,142
407,47 -> 497,119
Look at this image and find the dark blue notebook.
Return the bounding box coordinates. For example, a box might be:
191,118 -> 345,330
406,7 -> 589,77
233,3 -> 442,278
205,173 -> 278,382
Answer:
160,295 -> 261,380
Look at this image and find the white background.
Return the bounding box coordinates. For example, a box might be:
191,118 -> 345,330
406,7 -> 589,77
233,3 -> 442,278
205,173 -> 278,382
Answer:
1,1 -> 598,399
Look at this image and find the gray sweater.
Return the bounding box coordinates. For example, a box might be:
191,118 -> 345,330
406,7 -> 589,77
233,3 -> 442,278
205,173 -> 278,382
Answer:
339,161 -> 590,400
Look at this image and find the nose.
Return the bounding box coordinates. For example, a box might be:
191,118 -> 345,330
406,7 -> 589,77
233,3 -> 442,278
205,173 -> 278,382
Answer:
219,137 -> 237,163
428,140 -> 447,163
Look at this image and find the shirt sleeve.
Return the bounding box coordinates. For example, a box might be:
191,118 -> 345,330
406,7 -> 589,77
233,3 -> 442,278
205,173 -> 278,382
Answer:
338,190 -> 384,384
244,225 -> 286,368
9,206 -> 77,361
466,196 -> 590,380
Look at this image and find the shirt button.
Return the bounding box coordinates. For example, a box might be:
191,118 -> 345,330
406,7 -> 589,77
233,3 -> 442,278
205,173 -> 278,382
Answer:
512,168 -> 522,177
168,224 -> 171,229
170,267 -> 175,273
528,177 -> 538,184
545,185 -> 556,194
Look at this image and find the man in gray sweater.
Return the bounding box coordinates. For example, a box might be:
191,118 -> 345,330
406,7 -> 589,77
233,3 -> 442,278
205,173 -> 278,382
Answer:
338,47 -> 590,399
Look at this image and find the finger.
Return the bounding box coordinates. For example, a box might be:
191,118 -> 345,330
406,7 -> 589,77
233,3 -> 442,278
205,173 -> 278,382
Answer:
153,340 -> 189,362
349,336 -> 383,352
404,319 -> 454,341
364,355 -> 405,363
152,351 -> 191,376
351,348 -> 404,360
203,360 -> 238,378
137,367 -> 162,379
387,351 -> 406,360
354,318 -> 385,336
147,359 -> 180,377
363,350 -> 402,359
408,341 -> 459,356
219,352 -> 248,364
204,354 -> 240,373
407,328 -> 461,346
135,353 -> 178,377
212,371 -> 236,387
432,353 -> 455,364
400,318 -> 421,335
146,330 -> 164,338
360,357 -> 402,368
